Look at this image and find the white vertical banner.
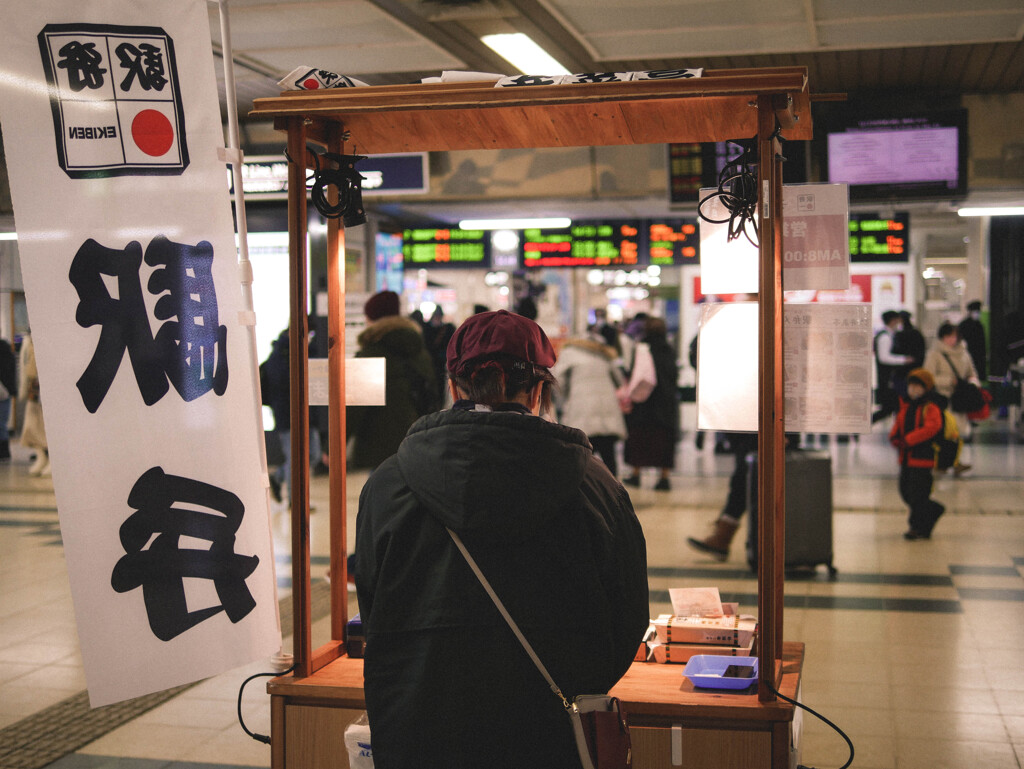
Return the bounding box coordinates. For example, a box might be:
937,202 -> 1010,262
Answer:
0,0 -> 280,706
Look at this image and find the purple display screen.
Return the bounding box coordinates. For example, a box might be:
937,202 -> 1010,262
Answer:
825,111 -> 966,201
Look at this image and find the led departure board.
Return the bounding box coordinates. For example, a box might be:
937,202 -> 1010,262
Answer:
521,222 -> 641,267
667,144 -> 703,204
648,219 -> 699,265
848,213 -> 909,262
402,228 -> 490,268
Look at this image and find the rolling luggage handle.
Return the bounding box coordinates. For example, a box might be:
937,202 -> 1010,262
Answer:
446,527 -> 631,769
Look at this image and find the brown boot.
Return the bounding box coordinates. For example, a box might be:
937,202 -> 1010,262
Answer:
687,518 -> 739,562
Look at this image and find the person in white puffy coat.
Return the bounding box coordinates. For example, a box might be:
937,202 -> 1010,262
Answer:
552,331 -> 627,476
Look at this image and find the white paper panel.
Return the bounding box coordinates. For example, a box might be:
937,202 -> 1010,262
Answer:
308,357 -> 386,406
696,302 -> 872,434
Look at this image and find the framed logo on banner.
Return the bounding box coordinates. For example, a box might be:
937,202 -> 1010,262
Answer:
38,23 -> 189,177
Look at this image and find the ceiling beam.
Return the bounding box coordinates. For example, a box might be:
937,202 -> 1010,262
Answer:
363,0 -> 513,75
508,0 -> 598,73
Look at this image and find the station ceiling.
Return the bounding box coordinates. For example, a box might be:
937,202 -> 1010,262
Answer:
215,0 -> 1024,114
211,0 -> 1024,223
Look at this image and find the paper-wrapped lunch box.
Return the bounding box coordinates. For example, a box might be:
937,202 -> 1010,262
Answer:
650,614 -> 757,646
647,638 -> 754,664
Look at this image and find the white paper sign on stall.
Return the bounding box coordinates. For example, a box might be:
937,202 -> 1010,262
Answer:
780,184 -> 850,291
0,0 -> 280,706
699,184 -> 851,294
696,303 -> 872,434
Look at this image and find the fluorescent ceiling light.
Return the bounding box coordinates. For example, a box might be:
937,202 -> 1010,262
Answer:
460,217 -> 571,230
480,33 -> 571,77
0,232 -> 17,241
957,206 -> 1024,217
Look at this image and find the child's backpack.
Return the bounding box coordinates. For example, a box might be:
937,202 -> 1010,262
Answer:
933,408 -> 961,471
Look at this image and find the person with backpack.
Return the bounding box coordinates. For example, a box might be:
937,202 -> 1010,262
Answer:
889,368 -> 945,541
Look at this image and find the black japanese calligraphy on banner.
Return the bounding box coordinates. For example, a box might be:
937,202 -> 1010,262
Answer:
111,467 -> 259,642
37,23 -> 189,177
70,235 -> 228,412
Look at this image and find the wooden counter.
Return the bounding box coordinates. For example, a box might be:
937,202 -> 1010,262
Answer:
267,642 -> 804,769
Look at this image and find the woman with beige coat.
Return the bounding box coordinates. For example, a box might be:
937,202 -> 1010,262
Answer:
924,321 -> 980,473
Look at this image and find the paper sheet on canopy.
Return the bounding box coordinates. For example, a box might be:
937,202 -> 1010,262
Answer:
696,303 -> 872,434
0,0 -> 280,706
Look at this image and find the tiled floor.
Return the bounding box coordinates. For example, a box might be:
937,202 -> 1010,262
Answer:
1,415 -> 1022,769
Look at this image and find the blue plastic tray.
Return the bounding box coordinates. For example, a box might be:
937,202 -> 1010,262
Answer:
682,655 -> 758,690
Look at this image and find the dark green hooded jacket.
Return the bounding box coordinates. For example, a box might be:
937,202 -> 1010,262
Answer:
355,405 -> 648,768
347,315 -> 438,469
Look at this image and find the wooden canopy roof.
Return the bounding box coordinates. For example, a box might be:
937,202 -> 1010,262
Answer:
249,67 -> 813,153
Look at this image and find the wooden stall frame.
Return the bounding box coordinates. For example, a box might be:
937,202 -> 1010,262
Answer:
252,67 -> 815,702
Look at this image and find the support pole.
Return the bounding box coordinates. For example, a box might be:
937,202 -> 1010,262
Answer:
287,119 -> 312,678
326,124 -> 349,644
756,94 -> 785,702
215,0 -> 288,667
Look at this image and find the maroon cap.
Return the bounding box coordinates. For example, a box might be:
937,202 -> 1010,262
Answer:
446,310 -> 556,377
364,290 -> 400,320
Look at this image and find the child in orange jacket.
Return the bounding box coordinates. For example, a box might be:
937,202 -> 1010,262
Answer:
889,368 -> 945,540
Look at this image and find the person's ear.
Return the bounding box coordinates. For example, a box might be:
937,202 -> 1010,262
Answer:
449,379 -> 461,403
527,382 -> 543,414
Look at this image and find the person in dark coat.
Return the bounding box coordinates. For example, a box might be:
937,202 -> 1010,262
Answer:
872,310 -> 913,423
0,338 -> 15,461
893,310 -> 927,399
622,316 -> 680,490
420,306 -> 455,402
347,290 -> 438,470
354,310 -> 648,769
261,327 -> 322,502
957,300 -> 987,381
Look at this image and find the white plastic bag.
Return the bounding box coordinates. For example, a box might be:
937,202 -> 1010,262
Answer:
626,342 -> 657,403
344,712 -> 374,768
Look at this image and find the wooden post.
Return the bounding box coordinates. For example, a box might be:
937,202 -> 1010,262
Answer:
287,117 -> 312,678
756,94 -> 785,701
326,123 -> 349,644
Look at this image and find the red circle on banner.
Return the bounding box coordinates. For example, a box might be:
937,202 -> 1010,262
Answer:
303,78 -> 320,89
131,110 -> 174,157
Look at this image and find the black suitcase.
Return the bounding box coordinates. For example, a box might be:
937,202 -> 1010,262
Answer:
746,449 -> 836,577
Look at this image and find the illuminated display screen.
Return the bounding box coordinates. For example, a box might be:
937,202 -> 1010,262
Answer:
849,213 -> 909,262
648,219 -> 699,265
667,143 -> 703,204
521,222 -> 640,267
402,228 -> 490,268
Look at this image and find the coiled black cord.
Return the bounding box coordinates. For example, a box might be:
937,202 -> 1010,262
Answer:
284,146 -> 366,224
697,136 -> 761,248
765,680 -> 854,769
237,665 -> 295,744
310,152 -> 366,221
697,122 -> 785,249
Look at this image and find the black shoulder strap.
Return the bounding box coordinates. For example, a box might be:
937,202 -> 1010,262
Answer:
941,352 -> 964,382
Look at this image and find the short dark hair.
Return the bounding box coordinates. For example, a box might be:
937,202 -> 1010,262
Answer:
938,322 -> 957,340
453,354 -> 555,414
881,310 -> 899,324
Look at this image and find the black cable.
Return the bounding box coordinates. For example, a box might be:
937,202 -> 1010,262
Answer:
697,136 -> 761,248
283,145 -> 367,226
237,665 -> 295,744
697,118 -> 787,250
765,680 -> 854,769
